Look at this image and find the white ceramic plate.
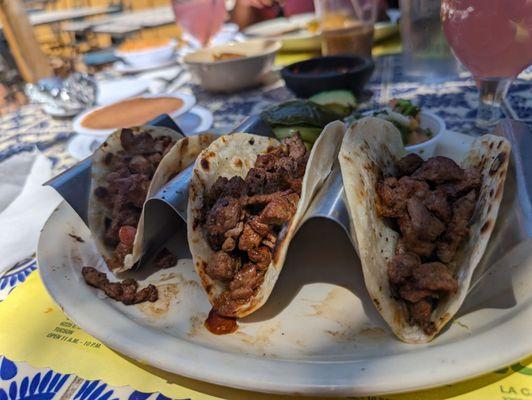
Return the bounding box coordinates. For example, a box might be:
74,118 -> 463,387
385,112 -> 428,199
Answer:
67,106 -> 213,160
72,92 -> 196,138
244,13 -> 320,52
38,130 -> 532,396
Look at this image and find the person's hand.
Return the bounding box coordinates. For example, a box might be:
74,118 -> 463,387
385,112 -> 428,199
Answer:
239,0 -> 273,9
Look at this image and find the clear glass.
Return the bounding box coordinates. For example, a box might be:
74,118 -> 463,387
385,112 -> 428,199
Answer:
441,0 -> 532,130
314,0 -> 377,57
171,0 -> 227,48
400,0 -> 460,82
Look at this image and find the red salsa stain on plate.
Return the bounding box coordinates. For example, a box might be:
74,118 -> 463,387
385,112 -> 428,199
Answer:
205,309 -> 238,335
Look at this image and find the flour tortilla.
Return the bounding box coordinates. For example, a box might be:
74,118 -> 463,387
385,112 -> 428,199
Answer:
339,117 -> 511,343
89,126 -> 216,272
188,121 -> 345,317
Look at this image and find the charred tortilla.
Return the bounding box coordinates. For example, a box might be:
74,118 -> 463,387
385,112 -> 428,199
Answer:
339,117 -> 511,343
188,122 -> 344,319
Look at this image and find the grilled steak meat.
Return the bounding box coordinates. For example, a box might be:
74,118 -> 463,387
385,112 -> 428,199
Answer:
202,134 -> 309,317
82,266 -> 158,305
93,129 -> 176,270
377,154 -> 480,334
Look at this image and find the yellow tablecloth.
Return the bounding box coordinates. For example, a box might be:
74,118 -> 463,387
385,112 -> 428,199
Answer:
0,271 -> 530,400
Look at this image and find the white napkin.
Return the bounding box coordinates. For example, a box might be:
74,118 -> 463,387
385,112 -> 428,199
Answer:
0,150 -> 62,275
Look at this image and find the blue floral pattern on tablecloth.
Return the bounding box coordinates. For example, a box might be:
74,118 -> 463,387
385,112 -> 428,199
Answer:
0,357 -> 71,400
0,259 -> 37,301
0,54 -> 530,399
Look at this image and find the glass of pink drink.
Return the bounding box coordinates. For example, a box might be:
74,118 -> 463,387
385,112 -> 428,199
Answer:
441,0 -> 532,129
172,0 -> 227,48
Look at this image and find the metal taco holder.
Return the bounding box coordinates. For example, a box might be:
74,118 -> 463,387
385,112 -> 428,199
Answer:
46,116 -> 531,276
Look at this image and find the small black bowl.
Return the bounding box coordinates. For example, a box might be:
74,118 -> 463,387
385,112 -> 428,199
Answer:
281,55 -> 374,98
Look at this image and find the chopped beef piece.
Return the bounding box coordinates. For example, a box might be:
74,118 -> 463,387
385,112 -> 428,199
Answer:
210,176 -> 247,201
248,246 -> 272,270
205,197 -> 242,249
274,156 -> 299,176
206,251 -> 240,281
388,253 -> 420,285
396,153 -> 424,176
440,167 -> 481,198
238,221 -> 264,251
120,130 -> 156,155
103,152 -> 129,170
408,299 -> 435,334
153,248 -> 177,269
424,189 -> 452,222
412,156 -> 464,183
295,153 -> 310,177
406,198 -> 445,241
154,136 -> 174,155
222,237 -> 236,252
245,168 -> 283,195
377,177 -> 429,217
126,174 -> 152,208
245,190 -> 293,205
255,152 -> 277,170
107,242 -> 132,270
129,155 -> 153,175
412,262 -> 458,292
283,176 -> 303,193
437,190 -> 478,263
228,264 -> 262,300
284,133 -> 307,160
82,266 -> 158,305
222,222 -> 244,252
148,152 -> 162,165
225,222 -> 244,239
399,283 -> 438,303
259,193 -> 299,225
106,168 -> 130,193
262,233 -> 277,249
248,218 -> 271,236
397,215 -> 436,258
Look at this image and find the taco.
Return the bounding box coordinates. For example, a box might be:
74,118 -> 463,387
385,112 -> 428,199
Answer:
188,122 -> 344,319
339,117 -> 511,343
89,126 -> 215,272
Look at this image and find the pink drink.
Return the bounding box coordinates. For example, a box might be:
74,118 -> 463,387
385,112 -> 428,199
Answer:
442,0 -> 532,79
172,0 -> 226,47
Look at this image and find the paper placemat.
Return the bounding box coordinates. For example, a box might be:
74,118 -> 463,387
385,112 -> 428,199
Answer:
0,271 -> 530,400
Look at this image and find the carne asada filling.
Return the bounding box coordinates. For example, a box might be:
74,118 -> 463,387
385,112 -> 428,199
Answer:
202,134 -> 309,317
82,266 -> 158,305
376,154 -> 481,334
93,129 -> 176,270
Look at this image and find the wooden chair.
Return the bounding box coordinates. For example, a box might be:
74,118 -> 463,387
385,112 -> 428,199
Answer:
0,0 -> 52,83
